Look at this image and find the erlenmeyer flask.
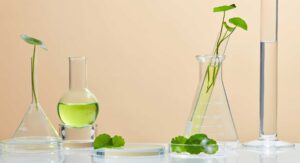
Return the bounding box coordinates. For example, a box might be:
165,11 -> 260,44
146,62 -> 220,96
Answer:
1,58 -> 62,153
185,55 -> 239,149
57,56 -> 99,147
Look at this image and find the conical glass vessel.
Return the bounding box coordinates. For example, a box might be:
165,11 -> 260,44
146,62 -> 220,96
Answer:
185,55 -> 239,149
1,58 -> 62,153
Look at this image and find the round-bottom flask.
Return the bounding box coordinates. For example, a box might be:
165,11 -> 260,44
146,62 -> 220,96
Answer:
58,56 -> 99,148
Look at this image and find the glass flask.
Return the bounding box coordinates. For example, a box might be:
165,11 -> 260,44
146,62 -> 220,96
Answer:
57,56 -> 99,147
1,58 -> 62,153
185,55 -> 239,149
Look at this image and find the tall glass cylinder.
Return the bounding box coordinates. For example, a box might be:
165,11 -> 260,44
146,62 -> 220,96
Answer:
244,0 -> 294,148
260,0 -> 278,139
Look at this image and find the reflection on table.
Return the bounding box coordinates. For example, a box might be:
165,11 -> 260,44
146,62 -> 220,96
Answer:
1,145 -> 300,163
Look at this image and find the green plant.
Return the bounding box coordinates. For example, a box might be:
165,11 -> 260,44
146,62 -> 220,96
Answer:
171,136 -> 187,153
94,133 -> 125,149
170,134 -> 218,155
21,35 -> 47,110
189,4 -> 248,135
206,4 -> 248,92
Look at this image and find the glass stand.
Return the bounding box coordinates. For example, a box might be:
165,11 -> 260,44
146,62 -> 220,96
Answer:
59,124 -> 97,149
243,137 -> 294,149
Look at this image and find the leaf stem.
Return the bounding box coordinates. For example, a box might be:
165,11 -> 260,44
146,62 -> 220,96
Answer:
31,45 -> 39,110
217,27 -> 236,48
207,11 -> 228,93
215,12 -> 226,55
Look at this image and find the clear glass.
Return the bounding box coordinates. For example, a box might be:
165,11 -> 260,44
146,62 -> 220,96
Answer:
185,55 -> 239,149
58,56 -> 99,128
243,0 -> 294,148
94,144 -> 165,158
1,58 -> 62,153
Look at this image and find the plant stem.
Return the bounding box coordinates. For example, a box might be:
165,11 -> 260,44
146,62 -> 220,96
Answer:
207,16 -> 234,92
31,45 -> 39,110
215,12 -> 226,55
217,27 -> 236,49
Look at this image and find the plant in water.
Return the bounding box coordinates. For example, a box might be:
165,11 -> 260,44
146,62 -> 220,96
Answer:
21,35 -> 47,110
207,4 -> 247,92
189,4 -> 248,134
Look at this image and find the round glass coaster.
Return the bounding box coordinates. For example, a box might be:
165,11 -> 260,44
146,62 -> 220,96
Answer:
59,124 -> 97,149
94,144 -> 165,158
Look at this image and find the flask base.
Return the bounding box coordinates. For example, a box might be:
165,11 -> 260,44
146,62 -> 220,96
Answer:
59,124 -> 97,149
243,136 -> 294,149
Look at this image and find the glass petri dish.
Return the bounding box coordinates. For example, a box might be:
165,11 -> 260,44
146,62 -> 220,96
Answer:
94,144 -> 165,158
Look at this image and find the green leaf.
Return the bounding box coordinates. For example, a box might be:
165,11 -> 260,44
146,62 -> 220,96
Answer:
171,136 -> 187,144
185,134 -> 208,154
20,34 -> 48,50
171,136 -> 187,153
229,17 -> 248,30
170,134 -> 219,155
186,134 -> 208,144
223,22 -> 235,32
213,4 -> 236,12
94,134 -> 112,149
112,135 -> 125,147
203,139 -> 218,154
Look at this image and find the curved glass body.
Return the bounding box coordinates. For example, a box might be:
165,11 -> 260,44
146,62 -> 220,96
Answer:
58,56 -> 99,128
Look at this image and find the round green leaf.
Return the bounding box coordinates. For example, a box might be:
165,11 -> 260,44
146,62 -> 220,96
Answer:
185,134 -> 208,154
186,134 -> 208,144
112,135 -> 125,147
171,136 -> 187,153
20,34 -> 48,50
203,138 -> 218,154
229,17 -> 248,30
213,4 -> 236,12
204,144 -> 219,154
94,134 -> 112,149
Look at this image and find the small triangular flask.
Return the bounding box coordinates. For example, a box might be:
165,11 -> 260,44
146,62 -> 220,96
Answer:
185,55 -> 239,149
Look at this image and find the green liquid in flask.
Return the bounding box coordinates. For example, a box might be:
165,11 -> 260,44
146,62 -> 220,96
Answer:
58,102 -> 99,127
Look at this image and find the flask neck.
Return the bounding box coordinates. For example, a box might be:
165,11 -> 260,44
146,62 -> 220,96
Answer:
69,56 -> 88,91
197,55 -> 224,81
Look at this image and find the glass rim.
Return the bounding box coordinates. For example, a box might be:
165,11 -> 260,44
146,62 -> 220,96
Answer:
196,55 -> 225,63
69,56 -> 86,60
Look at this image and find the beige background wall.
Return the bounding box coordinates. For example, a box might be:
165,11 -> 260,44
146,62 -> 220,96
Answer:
0,0 -> 299,143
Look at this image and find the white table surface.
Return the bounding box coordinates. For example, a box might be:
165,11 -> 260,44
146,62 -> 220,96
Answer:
1,144 -> 300,163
